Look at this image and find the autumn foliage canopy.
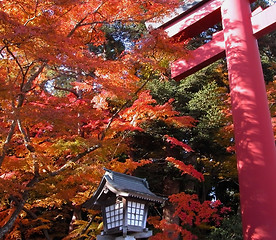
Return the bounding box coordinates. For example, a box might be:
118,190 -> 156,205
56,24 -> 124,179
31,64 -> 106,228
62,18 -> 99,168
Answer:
0,0 -> 233,239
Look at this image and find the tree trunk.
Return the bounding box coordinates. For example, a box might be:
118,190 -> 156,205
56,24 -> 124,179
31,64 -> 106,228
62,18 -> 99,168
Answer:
69,205 -> 82,233
0,175 -> 39,238
163,177 -> 180,239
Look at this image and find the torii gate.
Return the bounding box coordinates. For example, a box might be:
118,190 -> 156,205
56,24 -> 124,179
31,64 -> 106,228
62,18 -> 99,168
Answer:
146,0 -> 276,239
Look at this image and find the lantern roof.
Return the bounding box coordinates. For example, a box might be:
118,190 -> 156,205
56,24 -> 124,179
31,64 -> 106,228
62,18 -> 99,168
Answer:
83,169 -> 166,209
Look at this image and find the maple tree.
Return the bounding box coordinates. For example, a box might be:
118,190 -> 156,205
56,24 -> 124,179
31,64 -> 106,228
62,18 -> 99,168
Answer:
0,0 -> 209,239
148,194 -> 230,240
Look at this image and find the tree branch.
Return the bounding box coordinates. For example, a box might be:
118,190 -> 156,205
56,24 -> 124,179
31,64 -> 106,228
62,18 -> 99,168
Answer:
67,1 -> 105,38
5,46 -> 26,89
79,18 -> 147,27
80,214 -> 97,236
22,62 -> 47,93
6,195 -> 52,240
99,78 -> 151,140
24,0 -> 41,27
17,119 -> 38,176
50,144 -> 101,176
0,62 -> 46,169
53,86 -> 80,98
0,120 -> 17,168
0,45 -> 5,57
22,207 -> 52,240
0,143 -> 100,237
0,175 -> 39,239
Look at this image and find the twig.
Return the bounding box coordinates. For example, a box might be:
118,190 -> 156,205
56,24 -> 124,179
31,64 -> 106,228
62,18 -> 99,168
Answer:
17,119 -> 38,176
80,214 -> 97,236
0,62 -> 46,169
22,207 -> 52,240
22,62 -> 47,93
99,77 -> 151,140
54,86 -> 80,98
5,46 -> 26,86
0,175 -> 39,239
0,120 -> 17,168
8,196 -> 52,240
50,144 -> 101,176
67,1 -> 105,38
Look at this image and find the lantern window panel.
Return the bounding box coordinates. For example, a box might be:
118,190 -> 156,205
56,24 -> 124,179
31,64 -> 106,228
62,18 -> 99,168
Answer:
126,200 -> 146,227
105,200 -> 124,230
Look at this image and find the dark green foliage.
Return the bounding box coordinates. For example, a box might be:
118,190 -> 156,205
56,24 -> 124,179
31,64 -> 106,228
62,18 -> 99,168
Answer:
207,214 -> 243,240
89,22 -> 146,60
187,23 -> 222,50
252,1 -> 276,84
258,31 -> 276,83
187,81 -> 223,139
147,60 -> 229,155
89,33 -> 125,60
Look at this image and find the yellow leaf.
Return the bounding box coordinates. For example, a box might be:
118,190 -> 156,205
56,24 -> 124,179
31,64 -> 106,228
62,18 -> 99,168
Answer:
97,221 -> 103,230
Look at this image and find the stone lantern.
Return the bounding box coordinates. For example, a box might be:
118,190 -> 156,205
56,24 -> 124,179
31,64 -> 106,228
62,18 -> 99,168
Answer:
83,168 -> 166,240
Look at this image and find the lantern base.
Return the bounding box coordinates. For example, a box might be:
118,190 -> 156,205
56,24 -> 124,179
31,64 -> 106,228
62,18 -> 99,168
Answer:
97,230 -> 153,240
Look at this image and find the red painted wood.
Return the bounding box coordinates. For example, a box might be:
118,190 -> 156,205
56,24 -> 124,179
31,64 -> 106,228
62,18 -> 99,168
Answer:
171,31 -> 225,80
252,3 -> 276,38
221,0 -> 276,239
161,0 -> 257,40
164,0 -> 222,39
171,3 -> 276,80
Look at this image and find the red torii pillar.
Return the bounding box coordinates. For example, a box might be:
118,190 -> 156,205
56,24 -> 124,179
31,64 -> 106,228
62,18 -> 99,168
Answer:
147,0 -> 276,239
221,1 -> 276,239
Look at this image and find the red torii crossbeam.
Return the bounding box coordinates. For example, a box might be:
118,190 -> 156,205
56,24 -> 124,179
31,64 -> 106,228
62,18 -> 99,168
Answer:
147,0 -> 276,239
